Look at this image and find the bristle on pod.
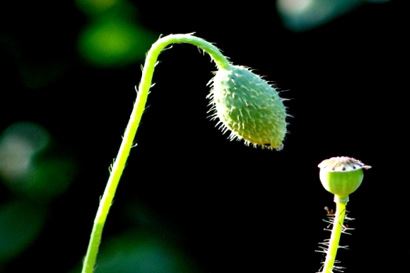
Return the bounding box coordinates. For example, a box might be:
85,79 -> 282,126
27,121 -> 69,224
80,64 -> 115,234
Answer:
208,65 -> 288,150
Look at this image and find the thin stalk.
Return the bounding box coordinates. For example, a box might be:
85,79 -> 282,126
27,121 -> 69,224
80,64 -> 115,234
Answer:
322,201 -> 347,273
80,34 -> 230,273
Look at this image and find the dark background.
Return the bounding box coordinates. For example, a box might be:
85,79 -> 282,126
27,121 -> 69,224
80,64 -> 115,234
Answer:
0,1 -> 408,272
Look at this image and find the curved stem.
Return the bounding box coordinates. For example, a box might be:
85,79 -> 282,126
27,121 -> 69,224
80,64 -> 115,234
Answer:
81,34 -> 231,273
322,201 -> 347,273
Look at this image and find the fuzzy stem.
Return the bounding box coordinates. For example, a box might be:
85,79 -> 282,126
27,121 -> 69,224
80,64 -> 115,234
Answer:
81,34 -> 230,273
322,200 -> 347,273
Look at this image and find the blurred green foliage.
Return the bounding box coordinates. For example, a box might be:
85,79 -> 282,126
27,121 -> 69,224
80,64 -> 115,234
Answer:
0,201 -> 46,262
93,231 -> 195,273
0,123 -> 196,272
16,158 -> 75,201
0,122 -> 76,266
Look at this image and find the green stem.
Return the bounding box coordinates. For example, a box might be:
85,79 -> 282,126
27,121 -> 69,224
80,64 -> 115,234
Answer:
81,34 -> 230,273
322,200 -> 347,273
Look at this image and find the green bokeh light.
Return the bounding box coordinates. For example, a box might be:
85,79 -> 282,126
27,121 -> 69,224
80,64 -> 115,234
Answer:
0,122 -> 49,181
78,18 -> 155,67
76,0 -> 124,16
0,122 -> 76,202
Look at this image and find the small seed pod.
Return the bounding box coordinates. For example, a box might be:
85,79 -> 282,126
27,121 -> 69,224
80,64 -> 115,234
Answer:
208,65 -> 288,150
318,156 -> 371,203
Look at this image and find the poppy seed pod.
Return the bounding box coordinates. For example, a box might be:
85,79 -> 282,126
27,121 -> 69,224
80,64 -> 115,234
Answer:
318,156 -> 371,202
208,65 -> 288,150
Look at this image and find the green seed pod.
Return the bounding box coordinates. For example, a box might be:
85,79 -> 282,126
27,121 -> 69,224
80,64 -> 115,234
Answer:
208,65 -> 288,150
318,156 -> 371,203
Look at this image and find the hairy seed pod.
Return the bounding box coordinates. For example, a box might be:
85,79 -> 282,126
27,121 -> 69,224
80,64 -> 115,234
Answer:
208,65 -> 288,150
318,156 -> 371,202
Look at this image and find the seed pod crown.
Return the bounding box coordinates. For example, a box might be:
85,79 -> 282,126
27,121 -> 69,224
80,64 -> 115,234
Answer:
318,156 -> 371,202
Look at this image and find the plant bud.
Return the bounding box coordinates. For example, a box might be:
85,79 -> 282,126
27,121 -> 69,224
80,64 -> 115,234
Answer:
208,65 -> 287,150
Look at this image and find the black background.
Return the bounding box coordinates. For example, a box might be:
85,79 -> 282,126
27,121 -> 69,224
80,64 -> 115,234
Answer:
0,1 -> 408,272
